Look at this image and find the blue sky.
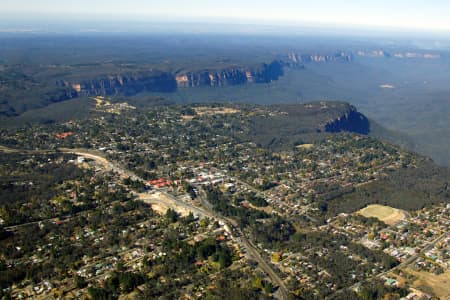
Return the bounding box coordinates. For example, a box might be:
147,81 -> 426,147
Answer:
2,0 -> 450,32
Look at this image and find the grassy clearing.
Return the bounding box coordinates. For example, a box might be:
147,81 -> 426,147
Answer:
404,268 -> 450,299
296,144 -> 314,149
357,204 -> 407,225
194,107 -> 241,115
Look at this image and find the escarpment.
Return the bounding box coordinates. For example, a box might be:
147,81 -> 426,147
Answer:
175,60 -> 284,88
323,106 -> 370,135
56,51 -> 354,97
57,72 -> 178,96
245,101 -> 371,149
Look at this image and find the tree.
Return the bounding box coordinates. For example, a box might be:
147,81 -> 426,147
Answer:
148,160 -> 156,170
181,212 -> 196,225
218,249 -> 232,269
87,287 -> 110,300
165,208 -> 179,223
319,200 -> 328,213
105,274 -> 120,293
263,281 -> 273,294
75,275 -> 87,289
119,272 -> 144,293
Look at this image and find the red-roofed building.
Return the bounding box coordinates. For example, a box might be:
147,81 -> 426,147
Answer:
147,178 -> 175,188
55,132 -> 74,139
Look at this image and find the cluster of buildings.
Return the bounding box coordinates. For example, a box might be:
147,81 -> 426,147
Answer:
324,203 -> 449,298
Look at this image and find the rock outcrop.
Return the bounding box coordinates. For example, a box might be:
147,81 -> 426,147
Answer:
356,50 -> 440,59
175,60 -> 284,88
323,105 -> 370,135
57,61 -> 285,96
285,52 -> 354,65
246,101 -> 371,149
55,52 -> 354,97
57,72 -> 177,97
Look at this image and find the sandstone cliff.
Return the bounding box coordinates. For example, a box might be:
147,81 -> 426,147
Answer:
57,72 -> 177,97
55,52 -> 355,97
246,102 -> 371,149
175,60 -> 284,88
323,105 -> 370,135
286,52 -> 354,65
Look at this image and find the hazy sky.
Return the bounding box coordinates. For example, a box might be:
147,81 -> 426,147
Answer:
2,0 -> 450,32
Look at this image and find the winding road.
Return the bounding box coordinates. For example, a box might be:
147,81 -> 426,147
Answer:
1,146 -> 290,298
61,148 -> 291,299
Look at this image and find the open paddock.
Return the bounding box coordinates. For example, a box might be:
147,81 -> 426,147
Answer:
357,204 -> 407,226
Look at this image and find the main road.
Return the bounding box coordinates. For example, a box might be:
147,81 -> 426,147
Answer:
61,148 -> 291,300
0,146 -> 290,299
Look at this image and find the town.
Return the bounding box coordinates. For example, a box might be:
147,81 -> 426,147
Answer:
0,101 -> 448,299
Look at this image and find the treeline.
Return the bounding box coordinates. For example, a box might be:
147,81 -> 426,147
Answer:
201,269 -> 272,300
0,153 -> 136,226
0,153 -> 86,206
0,153 -> 99,225
87,271 -> 145,299
205,186 -> 270,227
131,229 -> 234,299
285,231 -> 398,298
326,159 -> 449,215
252,217 -> 295,249
0,199 -> 154,289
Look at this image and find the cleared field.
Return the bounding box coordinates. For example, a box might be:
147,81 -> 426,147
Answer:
194,107 -> 240,115
296,143 -> 314,149
138,192 -> 191,216
405,268 -> 450,299
181,115 -> 195,121
357,204 -> 407,225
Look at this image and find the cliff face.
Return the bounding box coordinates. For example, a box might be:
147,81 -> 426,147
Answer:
246,102 -> 371,149
286,52 -> 353,65
45,88 -> 80,103
57,72 -> 177,97
57,61 -> 284,96
324,106 -> 370,135
175,69 -> 247,88
356,50 -> 440,59
56,52 -> 353,97
174,51 -> 353,88
175,60 -> 284,88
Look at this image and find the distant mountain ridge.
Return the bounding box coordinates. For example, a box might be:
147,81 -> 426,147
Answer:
56,71 -> 178,96
54,51 -> 355,98
2,48 -> 440,118
175,61 -> 285,88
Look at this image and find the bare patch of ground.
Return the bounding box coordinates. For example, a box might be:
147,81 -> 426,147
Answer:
358,204 -> 407,226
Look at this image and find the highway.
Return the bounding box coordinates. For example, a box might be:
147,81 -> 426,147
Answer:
61,148 -> 291,300
0,146 -> 290,298
195,189 -> 290,300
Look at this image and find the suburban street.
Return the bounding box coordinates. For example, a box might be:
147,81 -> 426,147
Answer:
62,148 -> 291,300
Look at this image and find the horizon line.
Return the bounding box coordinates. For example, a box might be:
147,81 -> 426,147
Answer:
1,15 -> 450,37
